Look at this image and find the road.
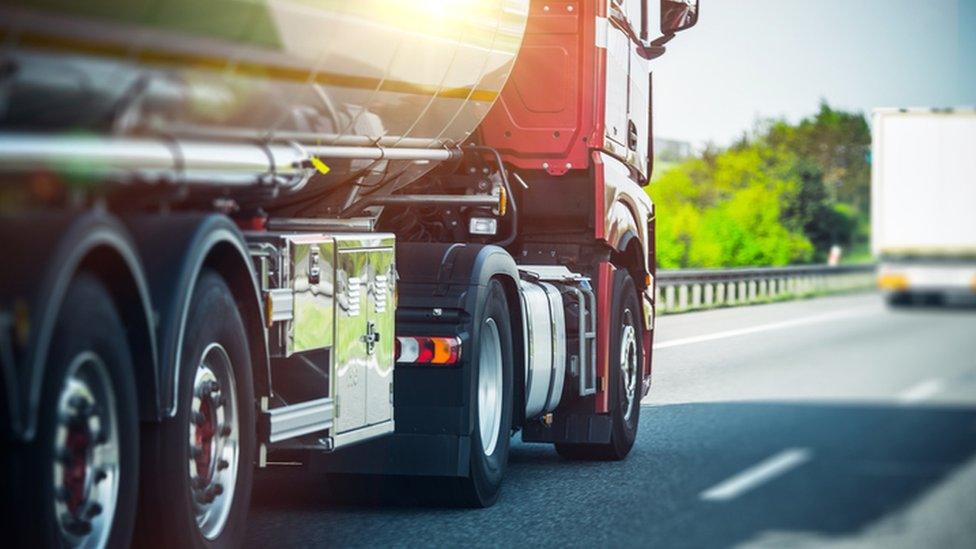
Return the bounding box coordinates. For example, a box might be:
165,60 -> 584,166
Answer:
246,293 -> 976,548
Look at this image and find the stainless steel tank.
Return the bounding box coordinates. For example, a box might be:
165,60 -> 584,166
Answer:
0,0 -> 529,204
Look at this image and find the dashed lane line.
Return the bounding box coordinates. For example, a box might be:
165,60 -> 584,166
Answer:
898,378 -> 944,404
700,448 -> 813,502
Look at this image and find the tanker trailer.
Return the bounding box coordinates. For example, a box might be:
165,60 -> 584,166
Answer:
0,1 -> 699,546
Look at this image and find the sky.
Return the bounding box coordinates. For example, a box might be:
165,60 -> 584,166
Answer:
651,0 -> 976,147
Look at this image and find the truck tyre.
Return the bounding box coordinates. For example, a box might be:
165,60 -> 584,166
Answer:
136,269 -> 254,548
457,278 -> 514,507
556,269 -> 642,461
885,292 -> 912,307
18,273 -> 139,548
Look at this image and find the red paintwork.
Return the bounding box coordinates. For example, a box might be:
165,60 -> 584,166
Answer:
643,329 -> 651,377
595,261 -> 614,414
481,1 -> 651,415
235,215 -> 267,231
480,0 -> 606,177
591,150 -> 606,241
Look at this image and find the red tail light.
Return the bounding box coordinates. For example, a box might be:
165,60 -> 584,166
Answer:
395,336 -> 462,365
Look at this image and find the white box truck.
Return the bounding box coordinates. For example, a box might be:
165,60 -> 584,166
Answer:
872,108 -> 976,304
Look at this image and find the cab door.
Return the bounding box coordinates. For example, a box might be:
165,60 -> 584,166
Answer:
604,0 -> 632,151
604,0 -> 650,180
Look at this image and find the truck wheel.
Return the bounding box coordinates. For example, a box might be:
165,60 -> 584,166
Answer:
19,273 -> 139,548
556,269 -> 642,461
886,292 -> 912,307
457,279 -> 514,507
136,270 -> 254,548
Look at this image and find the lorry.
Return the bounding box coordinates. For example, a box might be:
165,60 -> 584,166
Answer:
872,108 -> 976,304
0,1 -> 699,546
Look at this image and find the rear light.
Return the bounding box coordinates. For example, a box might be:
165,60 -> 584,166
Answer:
395,336 -> 462,365
469,217 -> 498,235
878,273 -> 909,291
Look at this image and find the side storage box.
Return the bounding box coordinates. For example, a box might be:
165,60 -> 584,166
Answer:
247,232 -> 395,451
333,234 -> 396,446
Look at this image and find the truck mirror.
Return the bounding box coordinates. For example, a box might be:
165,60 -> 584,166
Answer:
661,0 -> 699,35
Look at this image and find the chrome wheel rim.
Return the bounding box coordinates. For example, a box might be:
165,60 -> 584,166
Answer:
619,310 -> 639,423
478,318 -> 503,456
53,351 -> 120,549
187,343 -> 239,540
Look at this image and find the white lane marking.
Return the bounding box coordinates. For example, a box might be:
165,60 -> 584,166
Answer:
898,378 -> 944,403
700,448 -> 812,502
653,307 -> 875,350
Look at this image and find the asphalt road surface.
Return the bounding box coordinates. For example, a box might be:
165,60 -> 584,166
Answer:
246,292 -> 976,548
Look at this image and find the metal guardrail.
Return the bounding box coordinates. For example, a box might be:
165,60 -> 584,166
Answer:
655,264 -> 876,313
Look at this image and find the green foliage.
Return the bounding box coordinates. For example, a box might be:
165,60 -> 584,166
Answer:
650,101 -> 870,268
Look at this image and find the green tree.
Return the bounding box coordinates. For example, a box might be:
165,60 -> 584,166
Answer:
767,101 -> 871,213
649,101 -> 868,268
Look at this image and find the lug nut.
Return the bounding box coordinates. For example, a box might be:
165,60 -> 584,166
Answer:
217,459 -> 229,471
93,430 -> 109,445
197,488 -> 215,504
219,424 -> 232,437
66,517 -> 93,536
209,381 -> 220,394
93,469 -> 107,484
213,483 -> 224,496
76,400 -> 93,417
192,476 -> 208,490
86,502 -> 103,518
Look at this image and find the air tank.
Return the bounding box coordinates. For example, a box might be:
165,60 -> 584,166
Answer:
0,0 -> 530,205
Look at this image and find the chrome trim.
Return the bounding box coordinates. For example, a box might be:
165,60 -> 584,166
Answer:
330,420 -> 395,449
0,132 -> 459,189
265,217 -> 376,232
305,145 -> 460,162
362,195 -> 500,208
188,343 -> 239,541
519,279 -> 566,419
266,289 -> 294,324
478,317 -> 504,456
619,314 -> 638,422
542,283 -> 566,413
52,351 -> 120,549
519,266 -> 596,397
267,398 -> 335,444
333,234 -> 396,440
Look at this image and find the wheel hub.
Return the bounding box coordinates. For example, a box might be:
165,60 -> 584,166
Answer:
187,343 -> 239,540
478,318 -> 503,456
619,311 -> 639,423
53,352 -> 119,548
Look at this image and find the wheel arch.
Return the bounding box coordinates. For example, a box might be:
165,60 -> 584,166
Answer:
125,213 -> 269,418
3,211 -> 158,441
463,246 -> 524,433
612,230 -> 646,286
612,222 -> 656,387
491,273 -> 526,431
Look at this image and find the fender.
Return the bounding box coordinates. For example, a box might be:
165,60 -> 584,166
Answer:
317,243 -> 523,478
594,151 -> 653,279
0,210 -> 158,441
396,241 -> 523,416
124,213 -> 269,417
396,242 -> 522,412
